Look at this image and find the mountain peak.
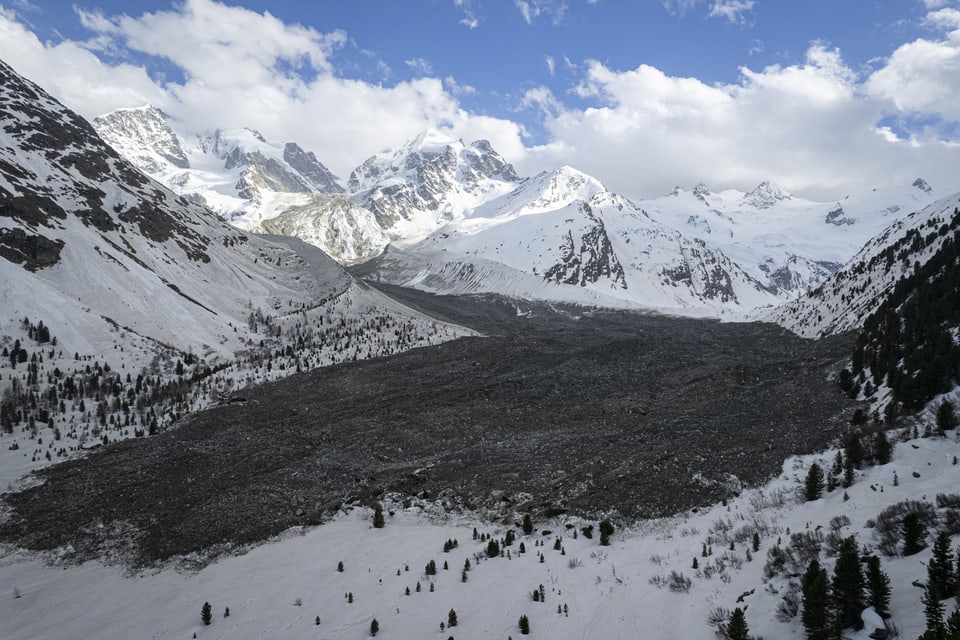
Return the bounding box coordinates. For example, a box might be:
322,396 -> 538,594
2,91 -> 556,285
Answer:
913,177 -> 932,193
743,180 -> 792,209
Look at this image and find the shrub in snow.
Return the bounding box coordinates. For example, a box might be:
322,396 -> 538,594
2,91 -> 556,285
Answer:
668,570 -> 692,593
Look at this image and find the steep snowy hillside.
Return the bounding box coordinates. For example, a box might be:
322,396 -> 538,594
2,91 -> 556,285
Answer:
93,106 -> 389,264
0,58 -> 470,486
368,167 -> 780,313
768,192 -> 960,338
349,130 -> 520,242
643,179 -> 942,297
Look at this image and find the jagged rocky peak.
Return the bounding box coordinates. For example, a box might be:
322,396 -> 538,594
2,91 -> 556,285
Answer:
93,105 -> 189,173
913,177 -> 933,193
283,143 -> 344,194
743,180 -> 792,209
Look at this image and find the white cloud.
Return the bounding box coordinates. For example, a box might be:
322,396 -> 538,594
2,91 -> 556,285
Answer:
708,0 -> 755,24
865,10 -> 960,121
545,55 -> 556,75
405,57 -> 433,75
453,0 -> 479,28
514,0 -> 568,25
444,75 -> 477,96
518,43 -> 960,199
0,3 -> 526,179
661,0 -> 700,17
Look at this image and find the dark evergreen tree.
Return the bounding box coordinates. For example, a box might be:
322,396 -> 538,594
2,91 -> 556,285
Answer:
864,556 -> 891,619
373,506 -> 385,529
425,559 -> 437,576
922,580 -> 945,637
902,512 -> 927,556
522,513 -> 533,536
831,537 -> 864,631
726,607 -> 749,640
448,608 -> 458,627
752,532 -> 760,552
486,539 -> 500,558
518,614 -> 530,635
370,618 -> 379,637
937,400 -> 957,435
873,430 -> 893,465
599,519 -> 614,546
337,560 -> 344,572
928,533 -> 956,601
804,463 -> 825,501
802,559 -> 831,640
201,601 -> 212,626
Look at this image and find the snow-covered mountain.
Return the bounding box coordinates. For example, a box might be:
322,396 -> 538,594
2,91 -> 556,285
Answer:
365,166 -> 779,312
0,59 -> 450,367
768,191 -> 960,338
348,130 -> 520,242
93,106 -> 388,265
641,179 -> 942,298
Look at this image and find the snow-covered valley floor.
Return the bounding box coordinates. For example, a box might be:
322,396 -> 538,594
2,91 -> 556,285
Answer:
1,425 -> 958,639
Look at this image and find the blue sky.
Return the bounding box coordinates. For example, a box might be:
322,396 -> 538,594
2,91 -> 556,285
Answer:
2,0 -> 960,198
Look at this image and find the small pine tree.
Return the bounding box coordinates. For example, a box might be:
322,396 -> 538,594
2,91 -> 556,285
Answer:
726,607 -> 749,640
223,607 -> 230,618
348,592 -> 354,603
832,537 -> 865,631
519,614 -> 530,635
201,601 -> 212,626
522,513 -> 533,535
373,506 -> 385,529
315,616 -> 320,625
337,560 -> 344,572
922,580 -> 945,636
752,532 -> 760,552
416,581 -> 421,592
486,539 -> 500,558
936,400 -> 957,435
448,608 -> 458,627
443,560 -> 449,570
873,430 -> 893,464
804,463 -> 825,501
902,512 -> 927,556
865,556 -> 891,619
553,538 -> 561,551
599,519 -> 614,546
519,542 -> 526,553
802,559 -> 831,640
692,557 -> 699,570
370,618 -> 379,637
426,559 -> 437,575
928,533 -> 956,598
405,586 -> 410,596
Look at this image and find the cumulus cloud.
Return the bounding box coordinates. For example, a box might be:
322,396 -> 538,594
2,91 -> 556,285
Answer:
519,43 -> 960,199
865,9 -> 960,122
0,2 -> 526,179
708,0 -> 755,24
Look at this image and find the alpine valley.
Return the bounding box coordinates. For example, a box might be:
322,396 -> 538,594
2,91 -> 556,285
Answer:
3,55 -> 960,640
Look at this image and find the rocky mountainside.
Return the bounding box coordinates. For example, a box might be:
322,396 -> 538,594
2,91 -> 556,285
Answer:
364,167 -> 779,312
93,106 -> 388,264
0,59 -> 443,365
767,192 -> 960,338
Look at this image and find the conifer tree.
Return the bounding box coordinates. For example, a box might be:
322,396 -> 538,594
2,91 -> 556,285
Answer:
448,608 -> 458,627
522,513 -> 533,535
831,537 -> 865,631
928,532 -> 956,598
804,463 -> 825,501
802,559 -> 831,640
486,539 -> 500,558
937,400 -> 957,435
201,602 -> 212,626
873,430 -> 893,465
370,618 -> 379,637
373,506 -> 385,529
726,607 -> 749,640
922,580 -> 944,637
599,519 -> 615,546
865,556 -> 891,619
902,512 -> 927,556
518,614 -> 530,635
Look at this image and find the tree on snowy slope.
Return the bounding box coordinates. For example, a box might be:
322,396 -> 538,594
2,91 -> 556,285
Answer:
725,607 -> 750,640
804,463 -> 824,501
801,559 -> 831,640
831,537 -> 864,631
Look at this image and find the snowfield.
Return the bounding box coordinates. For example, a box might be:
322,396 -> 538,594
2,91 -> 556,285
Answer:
2,423 -> 957,639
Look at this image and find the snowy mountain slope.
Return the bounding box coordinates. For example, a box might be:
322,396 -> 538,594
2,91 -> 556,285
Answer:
372,167 -> 780,313
348,130 -> 520,242
642,179 -> 943,298
0,58 -> 458,366
767,191 -> 960,338
1,418 -> 955,640
93,106 -> 389,264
